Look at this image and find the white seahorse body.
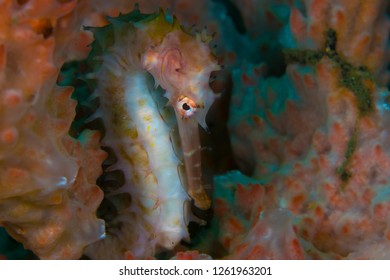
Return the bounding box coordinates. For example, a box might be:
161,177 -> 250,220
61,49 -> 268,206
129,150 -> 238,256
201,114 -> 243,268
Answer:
123,73 -> 189,248
84,9 -> 218,259
84,47 -> 188,259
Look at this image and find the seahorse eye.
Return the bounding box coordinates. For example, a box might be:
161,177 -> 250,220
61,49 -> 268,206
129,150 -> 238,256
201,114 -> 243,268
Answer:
182,103 -> 190,111
177,96 -> 196,118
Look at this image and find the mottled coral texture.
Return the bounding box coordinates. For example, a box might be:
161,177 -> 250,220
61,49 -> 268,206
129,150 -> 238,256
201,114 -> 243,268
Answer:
0,0 -> 106,259
219,0 -> 390,259
1,0 -> 390,260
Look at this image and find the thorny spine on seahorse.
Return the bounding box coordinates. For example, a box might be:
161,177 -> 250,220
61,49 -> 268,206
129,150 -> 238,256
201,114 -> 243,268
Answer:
78,6 -> 219,259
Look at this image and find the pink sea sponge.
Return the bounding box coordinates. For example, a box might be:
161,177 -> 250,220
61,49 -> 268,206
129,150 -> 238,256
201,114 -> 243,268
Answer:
218,0 -> 390,259
0,0 -> 106,259
171,250 -> 212,260
289,0 -> 390,83
228,209 -> 305,260
214,173 -> 304,259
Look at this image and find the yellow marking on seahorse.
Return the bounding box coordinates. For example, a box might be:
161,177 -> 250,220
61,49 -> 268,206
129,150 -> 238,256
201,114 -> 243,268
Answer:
143,115 -> 153,122
137,99 -> 146,106
145,11 -> 176,42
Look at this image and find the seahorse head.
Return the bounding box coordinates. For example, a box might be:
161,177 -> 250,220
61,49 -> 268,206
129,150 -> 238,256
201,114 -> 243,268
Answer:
141,21 -> 220,130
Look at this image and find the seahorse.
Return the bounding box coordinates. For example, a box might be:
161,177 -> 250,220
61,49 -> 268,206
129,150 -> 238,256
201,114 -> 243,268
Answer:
79,7 -> 220,259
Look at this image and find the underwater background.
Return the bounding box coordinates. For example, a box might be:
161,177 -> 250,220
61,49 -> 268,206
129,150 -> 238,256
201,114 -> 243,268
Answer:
1,0 -> 390,259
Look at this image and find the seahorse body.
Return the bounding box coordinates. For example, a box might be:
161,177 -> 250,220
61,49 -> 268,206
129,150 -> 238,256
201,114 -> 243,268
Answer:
83,7 -> 219,259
